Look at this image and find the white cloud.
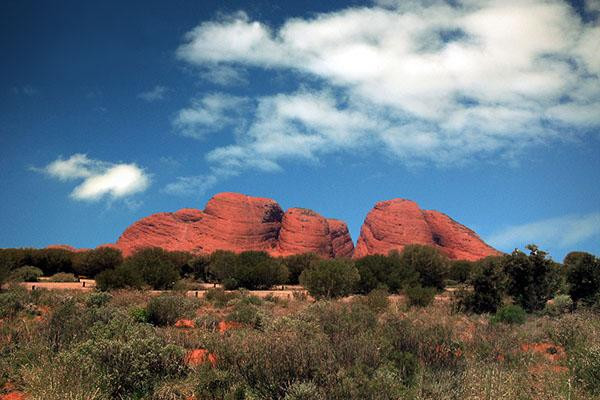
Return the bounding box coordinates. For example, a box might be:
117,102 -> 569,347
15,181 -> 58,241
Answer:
138,85 -> 168,102
40,154 -> 150,201
202,65 -> 248,86
163,174 -> 219,196
173,93 -> 250,138
488,212 -> 600,250
167,0 -> 600,189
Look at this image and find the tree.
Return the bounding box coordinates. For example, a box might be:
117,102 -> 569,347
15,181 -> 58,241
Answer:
460,256 -> 506,313
185,255 -> 211,281
299,259 -> 360,299
399,245 -> 449,290
355,253 -> 419,294
281,253 -> 319,284
504,245 -> 561,312
565,251 -> 600,304
448,260 -> 474,284
209,251 -> 288,290
74,247 -> 123,277
123,248 -> 180,290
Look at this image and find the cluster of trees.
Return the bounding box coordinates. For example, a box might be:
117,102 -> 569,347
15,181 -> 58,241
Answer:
2,244 -> 599,311
460,245 -> 600,314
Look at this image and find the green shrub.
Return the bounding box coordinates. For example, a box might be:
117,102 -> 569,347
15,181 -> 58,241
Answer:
227,302 -> 264,328
300,259 -> 360,299
284,381 -> 325,400
361,287 -> 390,313
355,253 -> 419,294
209,251 -> 289,290
146,295 -> 196,326
543,294 -> 573,316
73,247 -> 123,277
573,345 -> 600,395
504,245 -> 561,312
130,306 -> 149,323
282,253 -> 319,285
86,291 -> 112,308
0,285 -> 29,318
65,315 -> 186,398
491,304 -> 526,325
48,272 -> 78,282
405,285 -> 436,307
565,251 -> 600,305
399,245 -> 449,290
47,298 -> 88,351
9,266 -> 43,282
448,260 -> 473,283
459,256 -> 506,314
185,255 -> 211,280
124,248 -> 181,290
95,262 -> 144,291
204,288 -> 239,308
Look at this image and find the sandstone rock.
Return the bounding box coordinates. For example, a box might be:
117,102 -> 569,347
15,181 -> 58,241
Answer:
354,198 -> 500,261
114,192 -> 353,258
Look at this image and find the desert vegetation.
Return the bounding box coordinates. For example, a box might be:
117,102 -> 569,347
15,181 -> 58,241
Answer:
1,245 -> 600,399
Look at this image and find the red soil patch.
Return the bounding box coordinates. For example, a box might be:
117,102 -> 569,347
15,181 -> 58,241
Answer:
218,320 -> 243,334
175,319 -> 195,329
185,349 -> 217,368
521,342 -> 566,363
0,392 -> 27,400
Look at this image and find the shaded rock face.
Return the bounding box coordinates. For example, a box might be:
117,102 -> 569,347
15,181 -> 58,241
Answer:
115,192 -> 353,258
354,199 -> 500,261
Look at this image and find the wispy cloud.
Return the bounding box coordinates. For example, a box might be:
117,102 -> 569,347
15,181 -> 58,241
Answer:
172,93 -> 250,139
202,65 -> 248,86
163,174 -> 219,196
13,85 -> 38,96
169,0 -> 600,189
138,85 -> 168,102
488,212 -> 600,251
36,154 -> 151,201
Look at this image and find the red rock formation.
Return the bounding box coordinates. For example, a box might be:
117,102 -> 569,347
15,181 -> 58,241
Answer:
114,192 -> 352,258
354,198 -> 500,261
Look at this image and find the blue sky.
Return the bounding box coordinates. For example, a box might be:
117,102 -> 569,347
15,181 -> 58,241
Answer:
1,0 -> 599,261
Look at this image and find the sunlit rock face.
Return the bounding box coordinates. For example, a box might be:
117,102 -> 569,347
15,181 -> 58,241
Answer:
115,192 -> 354,258
354,198 -> 500,261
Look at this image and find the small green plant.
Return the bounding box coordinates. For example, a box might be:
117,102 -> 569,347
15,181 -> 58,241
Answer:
130,306 -> 149,323
227,302 -> 263,328
361,287 -> 390,313
9,266 -> 43,282
573,345 -> 600,395
204,288 -> 239,307
543,294 -> 573,316
48,272 -> 79,282
405,285 -> 436,307
146,295 -> 196,326
491,304 -> 526,325
86,291 -> 112,307
0,285 -> 29,318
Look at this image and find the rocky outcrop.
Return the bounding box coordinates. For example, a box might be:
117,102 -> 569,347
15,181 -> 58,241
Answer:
354,198 -> 500,261
115,192 -> 353,258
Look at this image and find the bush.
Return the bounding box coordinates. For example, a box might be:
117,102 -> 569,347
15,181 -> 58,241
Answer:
204,288 -> 239,308
227,302 -> 264,328
282,253 -> 319,285
405,285 -> 436,307
573,345 -> 600,395
490,304 -> 526,325
543,294 -> 573,316
360,287 -> 390,313
209,251 -> 289,290
185,255 -> 211,280
65,315 -> 186,398
459,256 -> 506,314
300,259 -> 360,299
146,295 -> 196,326
399,245 -> 449,290
448,260 -> 473,284
355,253 -> 419,294
124,248 -> 181,290
95,262 -> 144,291
0,285 -> 29,318
504,245 -> 561,312
73,247 -> 123,277
9,266 -> 43,282
48,272 -> 78,282
565,251 -> 600,305
86,291 -> 112,308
